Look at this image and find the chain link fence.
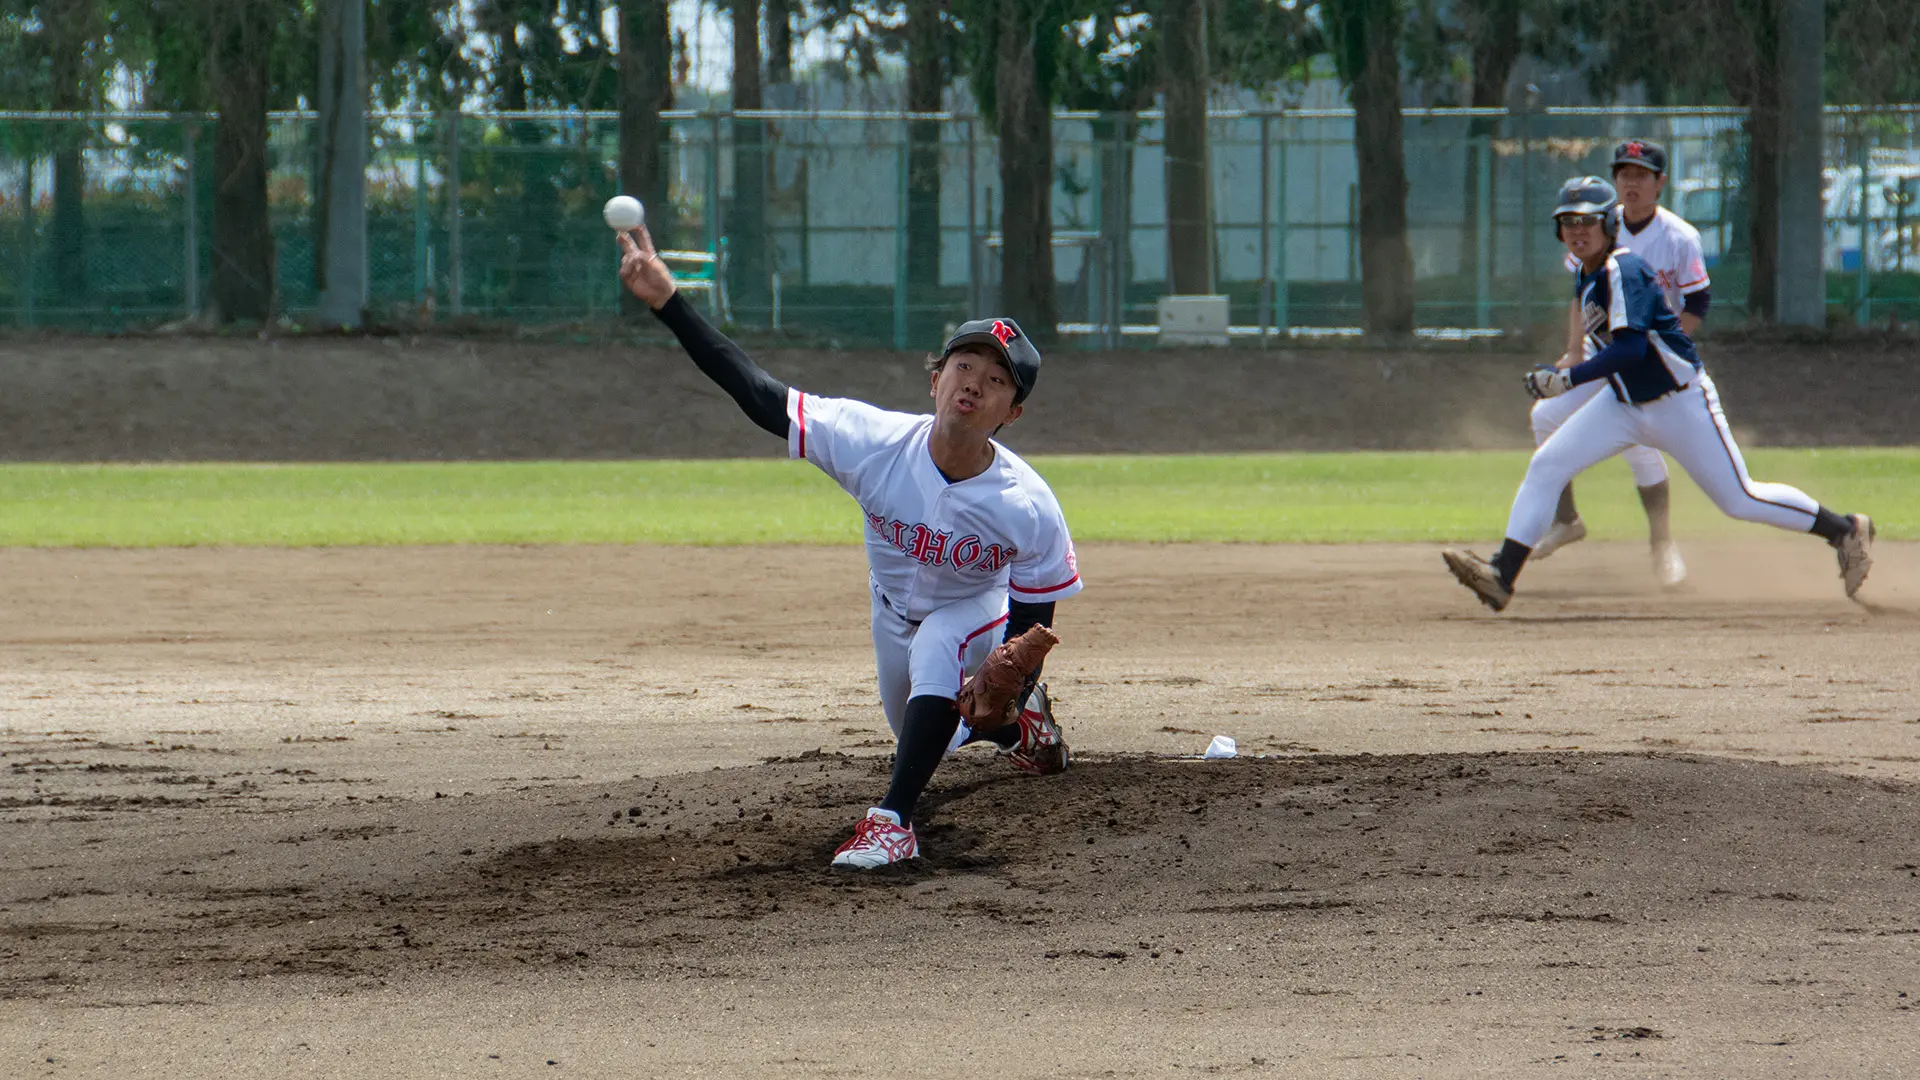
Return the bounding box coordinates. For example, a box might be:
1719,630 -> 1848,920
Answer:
3,106 -> 1918,340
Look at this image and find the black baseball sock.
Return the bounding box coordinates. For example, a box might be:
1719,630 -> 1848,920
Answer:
1554,485 -> 1579,526
1493,538 -> 1533,591
971,723 -> 1021,750
1638,481 -> 1672,545
877,695 -> 962,827
1809,506 -> 1853,545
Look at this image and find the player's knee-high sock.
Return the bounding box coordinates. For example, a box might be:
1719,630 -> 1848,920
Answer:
878,695 -> 961,826
1492,539 -> 1533,592
1554,485 -> 1579,526
1638,481 -> 1672,545
1809,506 -> 1854,545
965,721 -> 1021,750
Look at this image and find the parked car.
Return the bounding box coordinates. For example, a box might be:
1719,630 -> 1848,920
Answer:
1822,165 -> 1920,272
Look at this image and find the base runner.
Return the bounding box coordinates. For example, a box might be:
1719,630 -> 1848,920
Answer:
1443,176 -> 1874,612
616,223 -> 1081,869
1531,139 -> 1713,587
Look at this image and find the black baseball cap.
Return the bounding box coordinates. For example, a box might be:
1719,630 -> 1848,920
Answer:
1611,139 -> 1667,176
941,317 -> 1041,404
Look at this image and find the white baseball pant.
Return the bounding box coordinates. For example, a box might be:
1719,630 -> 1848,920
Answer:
869,578 -> 1007,750
1531,377 -> 1670,488
1507,372 -> 1821,549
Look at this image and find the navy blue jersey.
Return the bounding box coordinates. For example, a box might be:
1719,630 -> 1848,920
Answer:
1575,249 -> 1701,404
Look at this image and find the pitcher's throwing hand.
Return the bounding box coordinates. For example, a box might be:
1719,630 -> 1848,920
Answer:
616,227 -> 675,311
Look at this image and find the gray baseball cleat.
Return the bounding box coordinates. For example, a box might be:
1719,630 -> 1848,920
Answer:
1652,541 -> 1687,589
1442,549 -> 1512,612
1837,514 -> 1875,598
1530,517 -> 1587,561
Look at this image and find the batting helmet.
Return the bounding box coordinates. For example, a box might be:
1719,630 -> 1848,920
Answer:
941,317 -> 1042,404
1552,175 -> 1619,239
1610,138 -> 1667,176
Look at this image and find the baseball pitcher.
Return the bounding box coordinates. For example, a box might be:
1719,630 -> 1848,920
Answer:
616,224 -> 1081,869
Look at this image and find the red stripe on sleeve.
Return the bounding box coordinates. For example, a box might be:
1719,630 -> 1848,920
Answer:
1011,574 -> 1080,596
796,392 -> 807,459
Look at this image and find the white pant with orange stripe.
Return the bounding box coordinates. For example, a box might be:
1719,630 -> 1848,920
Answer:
869,577 -> 1007,748
1507,372 -> 1820,548
1530,377 -> 1670,488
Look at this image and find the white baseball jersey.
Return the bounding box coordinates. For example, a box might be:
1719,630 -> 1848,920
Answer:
785,389 -> 1082,623
1566,206 -> 1709,316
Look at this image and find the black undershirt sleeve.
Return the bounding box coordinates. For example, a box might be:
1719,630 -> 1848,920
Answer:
1005,599 -> 1056,710
1682,288 -> 1711,320
1006,600 -> 1055,641
650,291 -> 790,438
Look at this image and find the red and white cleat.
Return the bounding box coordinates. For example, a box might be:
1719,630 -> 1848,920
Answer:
1002,682 -> 1069,776
830,807 -> 919,869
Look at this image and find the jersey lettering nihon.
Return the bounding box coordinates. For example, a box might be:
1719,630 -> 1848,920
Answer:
785,390 -> 1082,622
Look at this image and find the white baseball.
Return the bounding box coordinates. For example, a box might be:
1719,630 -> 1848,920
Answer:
602,195 -> 645,231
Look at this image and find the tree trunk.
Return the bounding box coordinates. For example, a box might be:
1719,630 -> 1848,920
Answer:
906,0 -> 944,313
1161,0 -> 1211,294
994,1 -> 1055,339
1461,0 -> 1519,285
1738,0 -> 1782,322
1344,0 -> 1415,336
731,0 -> 767,320
209,0 -> 276,323
619,0 -> 673,316
49,0 -> 91,306
765,0 -> 793,85
1744,93 -> 1780,322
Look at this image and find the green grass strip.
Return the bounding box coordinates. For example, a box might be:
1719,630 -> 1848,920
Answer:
0,449 -> 1910,548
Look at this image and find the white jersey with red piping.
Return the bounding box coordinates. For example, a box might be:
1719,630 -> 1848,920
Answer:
785,389 -> 1082,623
1565,205 -> 1709,317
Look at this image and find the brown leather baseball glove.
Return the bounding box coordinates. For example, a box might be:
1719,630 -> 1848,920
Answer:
956,624 -> 1059,732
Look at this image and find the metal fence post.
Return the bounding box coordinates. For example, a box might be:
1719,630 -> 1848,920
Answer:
1274,122 -> 1288,335
1855,120 -> 1871,326
20,155 -> 33,327
445,109 -> 463,315
413,134 -> 429,307
1520,88 -> 1539,331
1114,121 -> 1125,347
894,120 -> 909,348
1346,183 -> 1357,284
706,111 -> 721,261
966,115 -> 979,317
1475,135 -> 1492,329
1258,112 -> 1271,338
183,125 -> 199,318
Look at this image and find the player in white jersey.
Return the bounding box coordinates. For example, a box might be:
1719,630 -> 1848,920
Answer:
1530,140 -> 1711,587
1442,176 -> 1874,612
615,223 -> 1082,870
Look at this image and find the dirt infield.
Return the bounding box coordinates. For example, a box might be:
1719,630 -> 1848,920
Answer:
3,540 -> 1918,1077
1,332 -> 1915,460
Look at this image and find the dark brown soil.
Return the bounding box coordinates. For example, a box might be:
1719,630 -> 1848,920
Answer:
3,542 -> 1917,1076
1,332 -> 1914,460
7,749 -> 1915,994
